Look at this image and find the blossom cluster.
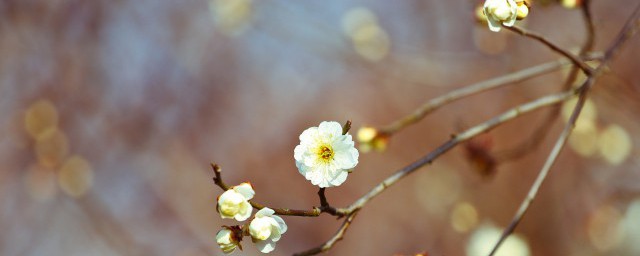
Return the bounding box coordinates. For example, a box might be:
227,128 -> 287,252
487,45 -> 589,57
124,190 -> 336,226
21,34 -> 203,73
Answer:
214,121 -> 359,254
215,183 -> 287,254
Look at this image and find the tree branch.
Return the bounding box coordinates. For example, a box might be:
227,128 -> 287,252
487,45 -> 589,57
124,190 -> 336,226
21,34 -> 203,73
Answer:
496,1 -> 597,161
339,90 -> 575,215
212,163 -> 326,217
504,25 -> 594,75
379,57 -> 593,135
488,3 -> 640,255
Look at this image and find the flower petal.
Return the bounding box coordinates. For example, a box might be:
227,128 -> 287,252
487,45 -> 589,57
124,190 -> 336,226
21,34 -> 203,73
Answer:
255,239 -> 276,253
294,145 -> 306,162
272,215 -> 288,234
487,17 -> 502,32
234,182 -> 255,200
236,201 -> 252,221
329,170 -> 348,187
256,207 -> 275,218
299,127 -> 318,143
318,121 -> 343,137
333,150 -> 357,169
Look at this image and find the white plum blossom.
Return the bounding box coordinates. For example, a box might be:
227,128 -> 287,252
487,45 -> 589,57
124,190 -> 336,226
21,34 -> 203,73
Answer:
249,208 -> 288,253
483,0 -> 518,32
217,182 -> 255,221
294,121 -> 359,188
216,226 -> 242,254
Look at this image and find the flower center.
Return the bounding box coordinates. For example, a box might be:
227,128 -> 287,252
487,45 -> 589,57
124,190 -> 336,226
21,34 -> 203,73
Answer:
318,146 -> 334,160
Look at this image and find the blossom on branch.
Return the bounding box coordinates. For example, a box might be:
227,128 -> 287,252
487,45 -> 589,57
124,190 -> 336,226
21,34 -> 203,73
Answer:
217,182 -> 255,221
249,208 -> 288,253
357,126 -> 389,152
216,226 -> 243,254
294,121 -> 359,188
483,0 -> 518,32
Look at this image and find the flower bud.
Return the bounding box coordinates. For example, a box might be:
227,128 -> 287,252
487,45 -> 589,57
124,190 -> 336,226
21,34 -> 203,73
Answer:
357,126 -> 389,153
249,208 -> 287,253
562,0 -> 582,9
483,0 -> 518,32
216,226 -> 243,254
516,4 -> 529,20
217,182 -> 255,221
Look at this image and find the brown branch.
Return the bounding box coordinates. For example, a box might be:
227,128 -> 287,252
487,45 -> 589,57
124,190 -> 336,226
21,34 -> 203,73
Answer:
211,119 -> 354,217
496,1 -> 598,161
294,91 -> 577,255
379,57 -> 586,135
488,78 -> 595,256
337,90 -> 576,217
504,25 -> 594,75
342,120 -> 352,135
488,3 -> 640,255
211,163 -> 324,217
292,211 -> 359,256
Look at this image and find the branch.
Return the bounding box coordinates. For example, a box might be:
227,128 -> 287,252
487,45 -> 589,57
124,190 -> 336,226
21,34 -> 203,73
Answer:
504,25 -> 594,75
293,211 -> 359,256
488,4 -> 640,255
379,57 -> 587,135
496,1 -> 598,161
294,91 -> 577,255
212,163 -> 325,217
488,78 -> 594,256
339,90 -> 576,216
211,120 -> 354,217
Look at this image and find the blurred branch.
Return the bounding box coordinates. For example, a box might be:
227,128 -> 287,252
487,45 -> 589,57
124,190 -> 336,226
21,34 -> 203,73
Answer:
489,3 -> 640,255
339,90 -> 576,215
496,1 -> 597,161
379,56 -> 597,136
504,25 -> 594,75
294,91 -> 577,255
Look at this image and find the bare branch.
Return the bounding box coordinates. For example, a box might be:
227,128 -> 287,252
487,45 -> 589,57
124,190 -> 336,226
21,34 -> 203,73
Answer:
339,90 -> 576,216
489,4 -> 640,255
488,78 -> 594,256
294,91 -> 577,255
380,57 -> 586,135
504,25 -> 594,75
211,163 -> 325,217
496,1 -> 597,161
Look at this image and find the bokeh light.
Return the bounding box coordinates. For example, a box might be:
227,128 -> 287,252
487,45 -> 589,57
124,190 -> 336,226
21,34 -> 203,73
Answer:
587,205 -> 624,252
24,99 -> 59,140
466,223 -> 531,256
451,201 -> 479,233
597,124 -> 632,165
57,155 -> 94,198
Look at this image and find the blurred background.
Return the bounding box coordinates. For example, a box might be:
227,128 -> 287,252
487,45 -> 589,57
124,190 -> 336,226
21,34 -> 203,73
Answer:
1,0 -> 639,255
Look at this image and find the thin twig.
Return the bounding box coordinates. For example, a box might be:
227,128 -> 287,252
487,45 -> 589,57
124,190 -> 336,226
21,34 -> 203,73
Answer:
504,25 -> 594,75
212,163 -> 327,217
293,91 -> 577,255
488,78 -> 594,256
337,90 -> 576,217
292,211 -> 359,256
488,4 -> 640,255
380,57 -> 586,135
211,119 -> 355,217
496,1 -> 597,161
